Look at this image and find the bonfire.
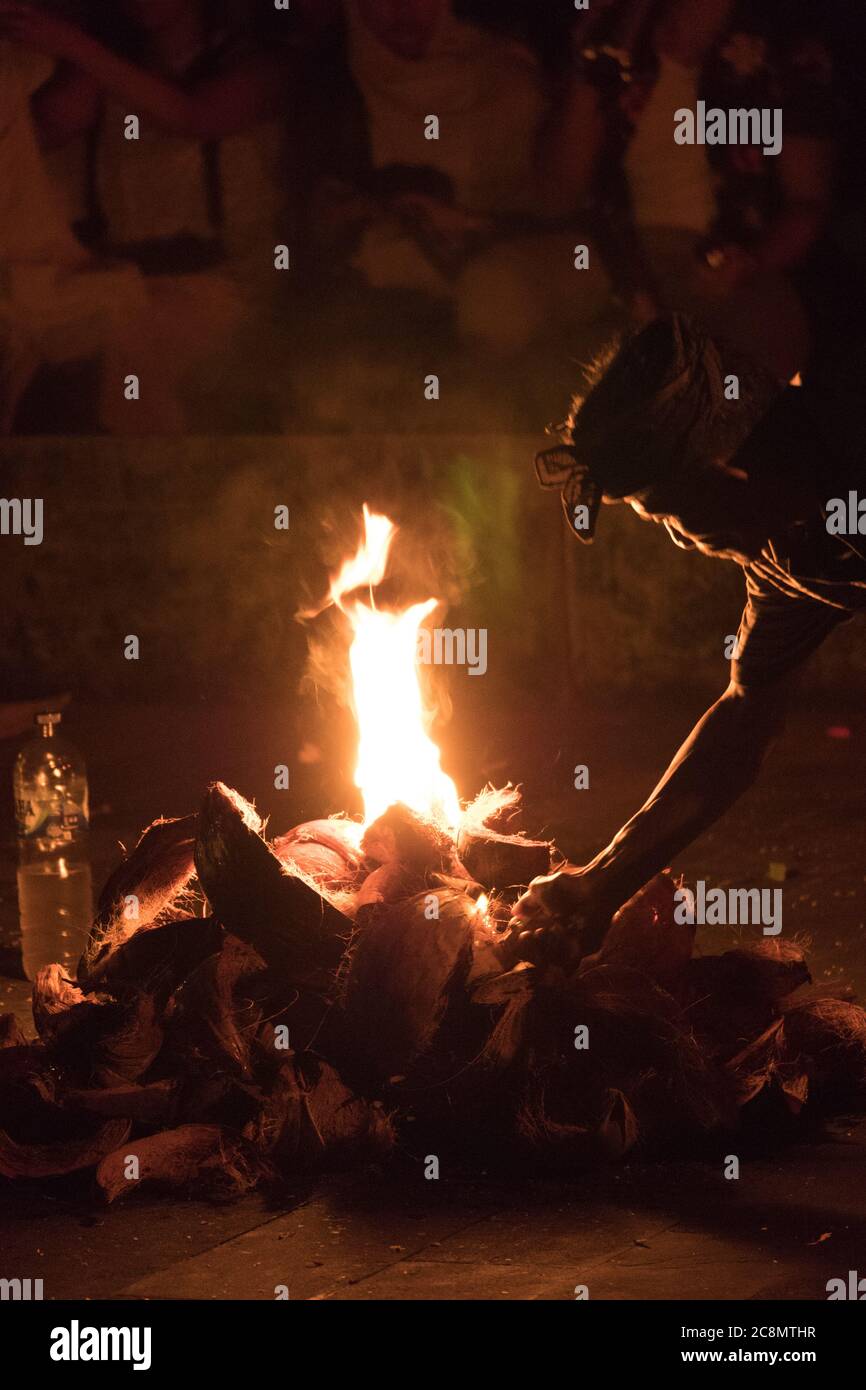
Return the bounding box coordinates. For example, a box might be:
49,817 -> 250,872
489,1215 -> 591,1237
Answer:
2,509 -> 865,1201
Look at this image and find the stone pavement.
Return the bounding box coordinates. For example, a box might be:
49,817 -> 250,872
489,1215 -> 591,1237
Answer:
1,1130 -> 863,1301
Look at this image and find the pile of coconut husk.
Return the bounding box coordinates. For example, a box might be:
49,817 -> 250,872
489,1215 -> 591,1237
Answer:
2,781 -> 865,1201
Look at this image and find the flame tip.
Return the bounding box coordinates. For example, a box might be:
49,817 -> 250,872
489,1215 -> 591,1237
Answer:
328,507 -> 460,830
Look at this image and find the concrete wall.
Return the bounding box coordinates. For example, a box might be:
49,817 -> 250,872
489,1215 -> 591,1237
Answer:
2,435 -> 863,699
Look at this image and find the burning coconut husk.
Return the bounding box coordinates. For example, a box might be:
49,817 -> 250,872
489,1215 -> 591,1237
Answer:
2,507 -> 865,1199
3,796 -> 865,1196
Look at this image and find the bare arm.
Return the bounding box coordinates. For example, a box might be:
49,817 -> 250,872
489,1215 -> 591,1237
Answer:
578,677 -> 789,930
0,6 -> 289,140
512,675 -> 790,954
68,45 -> 287,140
530,0 -> 628,220
533,75 -> 606,219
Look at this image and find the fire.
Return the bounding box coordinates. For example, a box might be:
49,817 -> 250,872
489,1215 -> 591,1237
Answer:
330,506 -> 462,831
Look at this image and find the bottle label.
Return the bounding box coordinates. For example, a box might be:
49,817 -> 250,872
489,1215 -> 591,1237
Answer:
15,796 -> 89,841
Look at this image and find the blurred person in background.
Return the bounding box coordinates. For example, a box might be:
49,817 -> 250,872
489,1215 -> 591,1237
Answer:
0,0 -> 298,431
308,0 -> 613,367
616,0 -> 835,379
0,5 -> 149,433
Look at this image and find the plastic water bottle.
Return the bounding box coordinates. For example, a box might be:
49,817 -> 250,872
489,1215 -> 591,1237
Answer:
13,712 -> 92,981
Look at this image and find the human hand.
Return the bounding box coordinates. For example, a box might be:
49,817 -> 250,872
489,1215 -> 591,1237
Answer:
506,865 -> 614,968
390,194 -> 491,261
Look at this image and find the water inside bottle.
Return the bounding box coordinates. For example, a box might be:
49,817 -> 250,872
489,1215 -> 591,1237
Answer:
17,857 -> 93,981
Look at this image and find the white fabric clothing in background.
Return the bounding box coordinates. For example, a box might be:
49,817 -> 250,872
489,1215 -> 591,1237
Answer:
345,0 -> 547,215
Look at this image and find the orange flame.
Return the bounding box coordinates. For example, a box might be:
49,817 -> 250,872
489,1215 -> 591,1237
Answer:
330,506 -> 461,831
